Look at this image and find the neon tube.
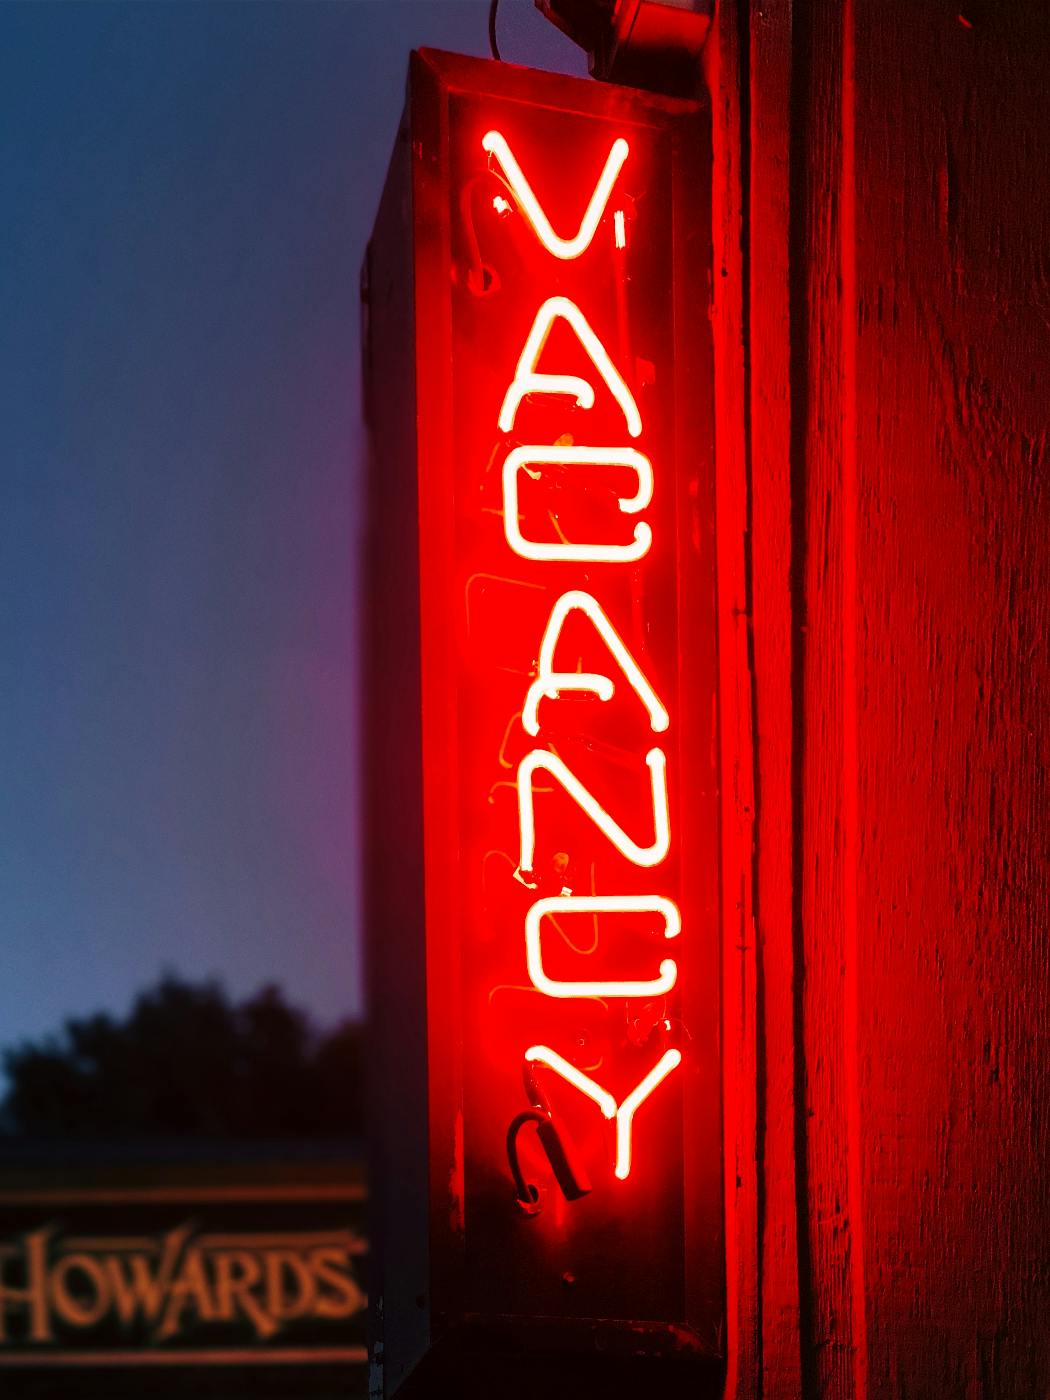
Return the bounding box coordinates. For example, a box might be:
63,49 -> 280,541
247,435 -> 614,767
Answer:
522,589 -> 668,735
517,747 -> 670,873
524,1046 -> 683,1179
481,131 -> 629,261
524,1046 -> 616,1118
524,895 -> 680,998
613,1049 -> 681,1180
503,445 -> 653,563
498,296 -> 642,439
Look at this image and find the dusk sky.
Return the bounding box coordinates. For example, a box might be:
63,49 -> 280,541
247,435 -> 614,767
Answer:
0,2 -> 584,1054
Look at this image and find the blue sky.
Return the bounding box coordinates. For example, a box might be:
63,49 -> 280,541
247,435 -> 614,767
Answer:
0,1 -> 583,1051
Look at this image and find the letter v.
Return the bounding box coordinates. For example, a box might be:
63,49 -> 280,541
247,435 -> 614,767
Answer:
482,130 -> 629,261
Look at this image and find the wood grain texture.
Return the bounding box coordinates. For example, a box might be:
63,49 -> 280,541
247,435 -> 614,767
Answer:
713,2 -> 1050,1395
792,0 -> 868,1393
704,6 -> 761,1394
746,4 -> 806,1397
850,4 -> 1050,1396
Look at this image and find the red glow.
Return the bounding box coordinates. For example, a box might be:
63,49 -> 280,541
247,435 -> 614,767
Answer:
516,747 -> 671,878
497,296 -> 643,438
521,589 -> 669,737
613,1049 -> 682,1181
402,58 -> 722,1336
457,105 -> 702,1210
475,103 -> 686,1194
524,895 -> 680,999
482,129 -> 629,261
614,207 -> 627,250
502,445 -> 653,561
524,1045 -> 683,1181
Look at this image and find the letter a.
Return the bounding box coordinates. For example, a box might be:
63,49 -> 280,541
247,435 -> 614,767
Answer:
522,590 -> 669,736
498,296 -> 642,438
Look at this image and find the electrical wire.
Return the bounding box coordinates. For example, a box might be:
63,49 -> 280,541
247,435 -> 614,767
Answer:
488,0 -> 502,62
506,1110 -> 546,1210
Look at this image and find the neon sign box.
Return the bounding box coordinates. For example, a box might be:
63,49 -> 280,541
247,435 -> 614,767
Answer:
364,50 -> 721,1395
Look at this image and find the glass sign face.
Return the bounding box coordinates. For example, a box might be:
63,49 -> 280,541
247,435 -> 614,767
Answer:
379,50 -> 722,1360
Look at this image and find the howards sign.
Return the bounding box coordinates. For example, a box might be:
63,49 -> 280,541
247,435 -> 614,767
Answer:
0,1163 -> 366,1391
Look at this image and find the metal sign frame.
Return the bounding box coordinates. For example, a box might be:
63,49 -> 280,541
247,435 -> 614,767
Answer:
363,48 -> 721,1399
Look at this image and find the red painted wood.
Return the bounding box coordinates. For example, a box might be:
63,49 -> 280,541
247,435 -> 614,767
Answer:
711,2 -> 1050,1395
850,5 -> 1050,1396
746,4 -> 806,1396
793,0 -> 869,1392
704,6 -> 760,1397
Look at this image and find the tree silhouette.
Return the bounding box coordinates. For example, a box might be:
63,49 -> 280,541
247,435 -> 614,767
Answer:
1,975 -> 364,1141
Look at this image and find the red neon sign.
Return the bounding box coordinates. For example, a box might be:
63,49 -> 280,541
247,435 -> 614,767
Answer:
365,51 -> 722,1377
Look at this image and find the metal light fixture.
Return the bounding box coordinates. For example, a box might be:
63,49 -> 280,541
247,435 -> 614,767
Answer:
535,0 -> 713,94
